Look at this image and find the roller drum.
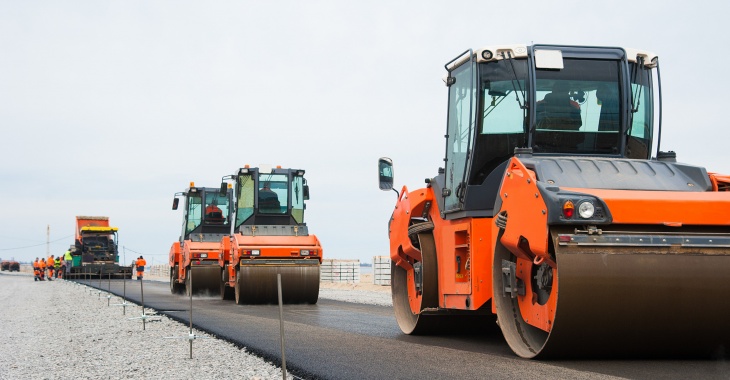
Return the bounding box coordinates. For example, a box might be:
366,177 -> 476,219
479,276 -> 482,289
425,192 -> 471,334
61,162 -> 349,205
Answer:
236,260 -> 320,304
186,265 -> 221,296
496,228 -> 730,358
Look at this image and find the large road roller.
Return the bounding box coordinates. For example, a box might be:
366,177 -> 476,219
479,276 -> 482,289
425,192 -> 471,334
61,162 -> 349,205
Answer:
219,165 -> 322,304
379,44 -> 730,358
169,183 -> 232,296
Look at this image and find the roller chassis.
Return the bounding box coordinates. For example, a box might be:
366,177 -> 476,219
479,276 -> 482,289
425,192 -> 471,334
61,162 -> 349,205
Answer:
388,155 -> 730,358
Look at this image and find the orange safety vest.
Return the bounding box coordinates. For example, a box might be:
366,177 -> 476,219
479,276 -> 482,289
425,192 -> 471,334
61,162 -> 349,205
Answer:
136,258 -> 147,270
47,257 -> 55,268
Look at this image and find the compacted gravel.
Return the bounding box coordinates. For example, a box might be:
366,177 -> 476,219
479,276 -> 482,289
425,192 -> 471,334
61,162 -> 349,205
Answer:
0,273 -> 288,380
0,271 -> 392,380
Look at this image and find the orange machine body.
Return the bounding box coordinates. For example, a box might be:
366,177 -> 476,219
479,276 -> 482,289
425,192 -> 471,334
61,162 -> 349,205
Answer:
390,154 -> 730,340
221,233 -> 322,288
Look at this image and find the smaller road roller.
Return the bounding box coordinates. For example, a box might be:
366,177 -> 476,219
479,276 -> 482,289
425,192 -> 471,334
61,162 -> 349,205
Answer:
169,183 -> 232,296
219,165 -> 322,304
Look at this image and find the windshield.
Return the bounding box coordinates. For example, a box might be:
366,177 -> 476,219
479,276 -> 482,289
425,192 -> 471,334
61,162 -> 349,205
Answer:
292,175 -> 305,223
185,193 -> 202,235
627,61 -> 653,159
471,59 -> 528,184
236,174 -> 254,225
82,235 -> 111,251
532,58 -> 622,154
258,173 -> 288,214
235,171 -> 306,225
203,191 -> 230,225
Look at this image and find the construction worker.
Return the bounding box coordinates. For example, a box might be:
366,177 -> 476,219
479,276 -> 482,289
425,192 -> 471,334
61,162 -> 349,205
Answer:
33,258 -> 40,281
259,182 -> 280,212
205,203 -> 224,224
46,255 -> 55,281
54,256 -> 61,279
63,249 -> 73,277
135,256 -> 146,280
38,258 -> 46,281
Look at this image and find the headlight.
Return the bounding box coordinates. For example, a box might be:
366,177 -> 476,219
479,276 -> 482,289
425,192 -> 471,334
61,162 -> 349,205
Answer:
200,253 -> 208,258
578,201 -> 595,219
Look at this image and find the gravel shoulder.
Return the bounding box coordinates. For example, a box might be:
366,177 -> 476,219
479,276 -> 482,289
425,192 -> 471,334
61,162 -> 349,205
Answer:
0,272 -> 287,380
0,270 -> 391,379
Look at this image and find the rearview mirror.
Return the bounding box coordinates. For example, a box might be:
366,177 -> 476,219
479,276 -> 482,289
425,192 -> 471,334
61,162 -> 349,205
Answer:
172,197 -> 179,210
219,182 -> 228,196
378,157 -> 394,191
303,184 -> 310,200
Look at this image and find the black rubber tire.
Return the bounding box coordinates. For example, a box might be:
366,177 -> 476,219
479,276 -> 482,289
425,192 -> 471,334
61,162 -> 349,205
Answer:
408,221 -> 434,237
170,266 -> 183,294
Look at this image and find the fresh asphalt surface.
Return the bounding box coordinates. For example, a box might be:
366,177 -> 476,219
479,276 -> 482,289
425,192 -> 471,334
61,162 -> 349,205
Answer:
76,278 -> 730,380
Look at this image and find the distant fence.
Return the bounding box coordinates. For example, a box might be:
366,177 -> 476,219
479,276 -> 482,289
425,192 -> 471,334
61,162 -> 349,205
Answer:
147,261 -> 386,285
321,259 -> 360,283
373,256 -> 391,286
148,264 -> 167,278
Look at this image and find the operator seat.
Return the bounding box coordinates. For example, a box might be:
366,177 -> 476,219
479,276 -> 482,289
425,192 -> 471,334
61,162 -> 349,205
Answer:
535,93 -> 582,131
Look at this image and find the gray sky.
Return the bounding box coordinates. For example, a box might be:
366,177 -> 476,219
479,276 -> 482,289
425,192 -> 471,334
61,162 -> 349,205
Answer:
2,1 -> 729,265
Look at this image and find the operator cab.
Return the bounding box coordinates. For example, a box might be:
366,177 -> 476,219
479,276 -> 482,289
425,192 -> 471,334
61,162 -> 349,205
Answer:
173,185 -> 233,242
410,44 -> 657,218
77,227 -> 119,263
224,166 -> 310,230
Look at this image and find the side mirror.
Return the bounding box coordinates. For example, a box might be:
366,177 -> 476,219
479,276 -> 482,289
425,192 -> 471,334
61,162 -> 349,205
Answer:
172,197 -> 179,210
219,182 -> 228,196
378,157 -> 394,191
303,184 -> 310,200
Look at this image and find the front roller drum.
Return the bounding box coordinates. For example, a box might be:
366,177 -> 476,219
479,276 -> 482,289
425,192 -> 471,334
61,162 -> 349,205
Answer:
494,230 -> 730,358
235,260 -> 320,305
186,265 -> 220,296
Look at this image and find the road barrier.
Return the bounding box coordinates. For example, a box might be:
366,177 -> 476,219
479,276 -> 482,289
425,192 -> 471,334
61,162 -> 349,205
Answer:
373,256 -> 391,286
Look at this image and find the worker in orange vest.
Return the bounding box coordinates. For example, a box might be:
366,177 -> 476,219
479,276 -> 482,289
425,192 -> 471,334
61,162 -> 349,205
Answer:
135,256 -> 147,280
33,258 -> 40,281
39,258 -> 46,281
46,255 -> 55,281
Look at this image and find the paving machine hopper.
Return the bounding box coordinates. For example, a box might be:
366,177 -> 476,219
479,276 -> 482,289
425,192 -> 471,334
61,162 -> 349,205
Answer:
219,165 -> 322,304
379,44 -> 730,359
169,183 -> 232,296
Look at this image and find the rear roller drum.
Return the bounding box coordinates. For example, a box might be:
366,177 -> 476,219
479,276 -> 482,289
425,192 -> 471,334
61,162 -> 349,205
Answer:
170,266 -> 183,294
186,266 -> 221,297
392,233 -> 439,335
220,267 -> 234,301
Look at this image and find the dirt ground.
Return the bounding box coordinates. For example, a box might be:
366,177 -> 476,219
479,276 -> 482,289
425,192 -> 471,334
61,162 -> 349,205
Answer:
319,273 -> 390,293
